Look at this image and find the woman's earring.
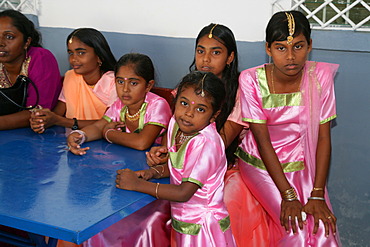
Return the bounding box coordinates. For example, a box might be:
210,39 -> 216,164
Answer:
24,47 -> 29,59
98,61 -> 102,67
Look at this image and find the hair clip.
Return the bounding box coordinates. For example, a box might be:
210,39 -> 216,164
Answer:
69,29 -> 80,44
208,24 -> 218,39
200,74 -> 206,97
285,12 -> 295,45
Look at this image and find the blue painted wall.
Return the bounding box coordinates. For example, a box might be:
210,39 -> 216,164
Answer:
39,27 -> 370,246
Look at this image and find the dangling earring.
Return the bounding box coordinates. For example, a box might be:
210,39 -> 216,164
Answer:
24,47 -> 29,60
98,61 -> 102,67
226,63 -> 230,69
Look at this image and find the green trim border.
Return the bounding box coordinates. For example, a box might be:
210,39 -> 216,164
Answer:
235,147 -> 305,173
182,177 -> 203,188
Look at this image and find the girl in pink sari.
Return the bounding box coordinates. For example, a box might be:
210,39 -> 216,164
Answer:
30,28 -> 117,133
116,71 -> 236,247
237,11 -> 341,246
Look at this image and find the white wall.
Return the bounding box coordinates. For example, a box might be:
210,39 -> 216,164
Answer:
38,0 -> 272,42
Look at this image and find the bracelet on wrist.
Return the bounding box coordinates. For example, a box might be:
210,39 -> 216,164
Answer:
70,130 -> 86,144
158,165 -> 164,177
151,166 -> 161,177
281,187 -> 298,201
308,196 -> 325,201
312,187 -> 324,191
284,198 -> 298,202
155,183 -> 160,199
151,165 -> 165,178
104,128 -> 115,143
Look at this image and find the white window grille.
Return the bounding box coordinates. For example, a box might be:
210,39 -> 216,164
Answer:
0,0 -> 38,15
272,0 -> 370,31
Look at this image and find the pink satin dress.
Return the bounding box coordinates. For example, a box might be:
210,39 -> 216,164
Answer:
167,118 -> 236,247
82,92 -> 172,247
103,92 -> 172,145
224,89 -> 270,247
237,62 -> 342,246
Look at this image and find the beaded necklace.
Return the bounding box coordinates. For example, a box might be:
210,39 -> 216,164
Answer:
125,109 -> 140,122
178,131 -> 192,144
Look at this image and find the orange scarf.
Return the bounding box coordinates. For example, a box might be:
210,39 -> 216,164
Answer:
63,70 -> 115,120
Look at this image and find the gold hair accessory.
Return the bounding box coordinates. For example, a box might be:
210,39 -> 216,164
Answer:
285,12 -> 295,45
69,30 -> 80,44
208,24 -> 218,39
200,73 -> 206,97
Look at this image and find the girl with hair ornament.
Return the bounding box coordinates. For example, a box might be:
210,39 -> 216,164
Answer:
237,10 -> 341,246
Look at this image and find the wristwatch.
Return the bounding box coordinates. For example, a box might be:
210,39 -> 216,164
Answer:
72,118 -> 79,130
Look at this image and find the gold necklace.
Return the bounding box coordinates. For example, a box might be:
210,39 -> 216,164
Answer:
270,65 -> 301,94
125,108 -> 140,122
270,65 -> 276,94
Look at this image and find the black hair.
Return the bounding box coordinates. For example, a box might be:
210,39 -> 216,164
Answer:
0,9 -> 42,47
190,23 -> 240,165
67,28 -> 117,73
175,71 -> 225,126
266,10 -> 311,47
115,53 -> 155,83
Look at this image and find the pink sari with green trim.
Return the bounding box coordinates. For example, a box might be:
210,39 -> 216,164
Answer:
238,61 -> 341,246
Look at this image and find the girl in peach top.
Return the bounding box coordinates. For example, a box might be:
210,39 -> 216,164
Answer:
30,28 -> 117,132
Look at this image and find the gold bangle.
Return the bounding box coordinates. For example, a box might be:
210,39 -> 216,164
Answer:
155,183 -> 160,199
158,165 -> 165,177
281,187 -> 298,201
312,187 -> 324,191
151,166 -> 161,177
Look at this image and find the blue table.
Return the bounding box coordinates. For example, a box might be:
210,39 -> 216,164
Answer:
0,127 -> 168,246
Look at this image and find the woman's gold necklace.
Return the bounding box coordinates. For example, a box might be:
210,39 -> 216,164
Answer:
270,65 -> 302,94
125,109 -> 140,122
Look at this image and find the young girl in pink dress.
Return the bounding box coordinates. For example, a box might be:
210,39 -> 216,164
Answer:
237,11 -> 341,246
116,71 -> 236,247
146,23 -> 269,247
30,28 -> 117,133
66,53 -> 172,153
